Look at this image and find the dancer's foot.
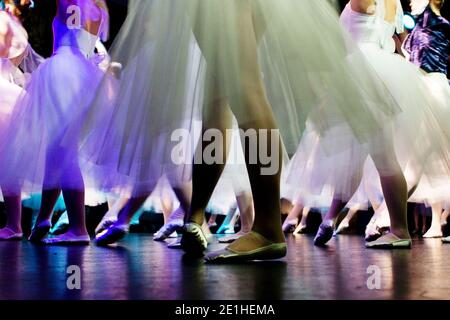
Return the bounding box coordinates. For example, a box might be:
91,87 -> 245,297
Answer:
95,224 -> 129,246
423,227 -> 443,238
282,218 -> 298,233
293,223 -> 307,234
218,231 -> 249,244
442,236 -> 450,243
365,232 -> 411,249
29,220 -> 51,243
217,221 -> 236,235
335,220 -> 352,235
314,220 -> 334,246
0,227 -> 23,241
181,223 -> 209,256
167,238 -> 182,249
43,231 -> 90,245
95,219 -> 117,235
50,211 -> 69,235
153,219 -> 184,241
205,232 -> 287,263
441,217 -> 448,228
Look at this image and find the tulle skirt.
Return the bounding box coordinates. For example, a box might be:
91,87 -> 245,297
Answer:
0,46 -> 106,192
71,0 -> 403,196
290,45 -> 450,201
0,75 -> 23,139
408,73 -> 450,206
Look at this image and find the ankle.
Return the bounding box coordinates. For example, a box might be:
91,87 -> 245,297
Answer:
391,228 -> 411,239
5,225 -> 22,233
68,228 -> 89,236
252,227 -> 285,243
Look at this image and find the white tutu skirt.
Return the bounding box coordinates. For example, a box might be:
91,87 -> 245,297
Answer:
0,74 -> 23,139
293,46 -> 450,201
408,73 -> 450,206
141,175 -> 180,212
0,47 -> 105,192
71,0 -> 403,196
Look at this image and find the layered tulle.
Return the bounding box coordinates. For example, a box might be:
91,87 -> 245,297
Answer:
71,0 -> 404,196
0,47 -> 106,192
0,60 -> 23,138
287,4 -> 450,202
408,73 -> 450,206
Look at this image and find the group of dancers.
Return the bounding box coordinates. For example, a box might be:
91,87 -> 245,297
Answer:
0,0 -> 449,263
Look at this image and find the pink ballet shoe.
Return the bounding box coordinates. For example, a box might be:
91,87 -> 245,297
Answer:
43,232 -> 90,245
0,227 -> 23,241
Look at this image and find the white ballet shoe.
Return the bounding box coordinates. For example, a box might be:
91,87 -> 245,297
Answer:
282,218 -> 298,233
442,236 -> 450,243
423,228 -> 443,239
43,232 -> 90,245
366,233 -> 411,249
167,238 -> 182,249
335,220 -> 352,235
153,219 -> 184,241
0,227 -> 23,241
293,223 -> 307,234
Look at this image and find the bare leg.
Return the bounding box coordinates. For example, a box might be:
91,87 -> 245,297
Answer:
62,189 -> 88,236
423,202 -> 443,238
186,98 -> 233,226
0,189 -> 23,239
236,191 -> 254,234
35,189 -> 61,226
421,208 -> 428,235
218,192 -> 254,243
441,208 -> 450,228
335,204 -> 361,234
294,207 -> 311,234
375,172 -> 409,239
283,201 -> 303,233
365,138 -> 411,247
413,204 -> 420,234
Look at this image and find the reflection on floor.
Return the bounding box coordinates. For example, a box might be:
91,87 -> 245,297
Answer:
0,234 -> 449,300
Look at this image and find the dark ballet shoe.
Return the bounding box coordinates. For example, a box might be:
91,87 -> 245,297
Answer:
95,224 -> 129,246
181,223 -> 208,256
28,221 -> 51,243
314,220 -> 334,246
